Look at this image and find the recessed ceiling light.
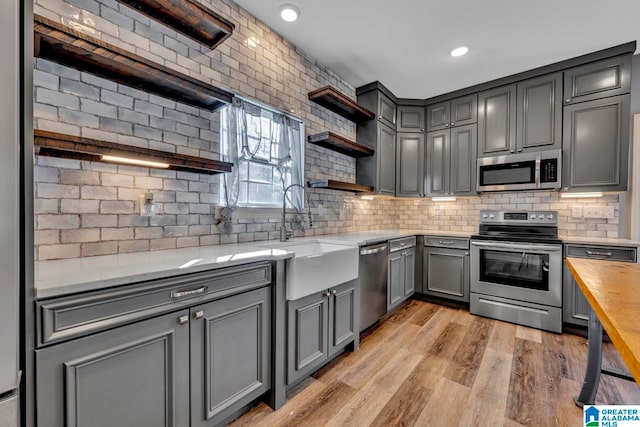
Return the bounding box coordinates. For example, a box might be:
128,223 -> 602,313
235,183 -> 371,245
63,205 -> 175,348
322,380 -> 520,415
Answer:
450,46 -> 469,57
279,4 -> 300,22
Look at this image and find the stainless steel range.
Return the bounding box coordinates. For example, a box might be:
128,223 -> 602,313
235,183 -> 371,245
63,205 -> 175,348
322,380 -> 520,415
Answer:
470,210 -> 562,333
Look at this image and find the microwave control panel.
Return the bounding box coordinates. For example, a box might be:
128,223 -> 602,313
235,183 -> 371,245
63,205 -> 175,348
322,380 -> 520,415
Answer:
540,158 -> 557,183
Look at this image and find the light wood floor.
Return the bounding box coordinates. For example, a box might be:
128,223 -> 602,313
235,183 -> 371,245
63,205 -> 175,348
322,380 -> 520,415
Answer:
230,299 -> 640,427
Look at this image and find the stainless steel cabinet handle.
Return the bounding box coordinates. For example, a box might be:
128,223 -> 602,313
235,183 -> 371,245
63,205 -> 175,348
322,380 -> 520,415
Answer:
565,98 -> 571,103
178,315 -> 189,325
465,252 -> 470,256
332,290 -> 337,295
325,291 -> 331,297
360,245 -> 387,255
171,286 -> 207,299
510,150 -> 515,153
194,310 -> 204,320
444,123 -> 449,127
451,122 -> 455,126
585,251 -> 613,257
517,149 -> 522,152
439,240 -> 454,245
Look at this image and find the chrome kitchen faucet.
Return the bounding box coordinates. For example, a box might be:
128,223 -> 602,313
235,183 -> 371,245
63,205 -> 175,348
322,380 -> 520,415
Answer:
280,183 -> 312,241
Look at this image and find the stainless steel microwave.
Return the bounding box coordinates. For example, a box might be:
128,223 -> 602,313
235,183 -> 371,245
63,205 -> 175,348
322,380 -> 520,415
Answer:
477,149 -> 561,192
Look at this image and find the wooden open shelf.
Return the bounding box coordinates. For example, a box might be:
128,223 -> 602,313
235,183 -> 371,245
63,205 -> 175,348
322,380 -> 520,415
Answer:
34,15 -> 233,112
115,0 -> 234,49
307,179 -> 373,193
308,131 -> 374,158
308,86 -> 375,123
34,130 -> 233,175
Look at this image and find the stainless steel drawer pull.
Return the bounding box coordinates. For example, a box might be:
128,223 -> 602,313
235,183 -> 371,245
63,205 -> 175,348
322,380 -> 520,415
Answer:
439,240 -> 454,245
178,315 -> 189,325
171,286 -> 208,299
585,251 -> 613,257
194,310 -> 204,320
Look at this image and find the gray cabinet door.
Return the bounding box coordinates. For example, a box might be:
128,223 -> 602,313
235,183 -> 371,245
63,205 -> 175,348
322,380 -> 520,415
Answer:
563,55 -> 631,104
397,105 -> 425,132
426,101 -> 450,132
35,310 -> 190,427
562,265 -> 589,327
450,94 -> 477,127
516,72 -> 562,152
378,92 -> 397,128
388,251 -> 404,311
378,124 -> 397,195
396,132 -> 425,197
478,85 -> 517,156
423,247 -> 470,303
190,286 -> 271,426
286,291 -> 329,385
450,124 -> 477,195
425,129 -> 450,196
329,281 -> 357,357
403,249 -> 415,298
562,94 -> 630,192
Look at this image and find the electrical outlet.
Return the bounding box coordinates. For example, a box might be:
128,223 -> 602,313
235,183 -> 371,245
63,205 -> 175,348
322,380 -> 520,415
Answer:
139,193 -> 156,217
583,206 -> 614,219
571,206 -> 583,218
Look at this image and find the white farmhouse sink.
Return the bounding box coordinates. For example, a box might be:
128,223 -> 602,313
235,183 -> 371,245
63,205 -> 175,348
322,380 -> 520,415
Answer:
259,240 -> 358,300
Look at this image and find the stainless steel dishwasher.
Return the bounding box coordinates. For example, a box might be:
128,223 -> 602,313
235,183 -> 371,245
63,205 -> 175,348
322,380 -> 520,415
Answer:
359,242 -> 388,332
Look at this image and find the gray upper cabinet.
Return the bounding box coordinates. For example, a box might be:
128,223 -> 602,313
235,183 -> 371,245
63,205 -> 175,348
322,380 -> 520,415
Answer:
426,94 -> 477,132
426,124 -> 477,197
190,286 -> 271,427
396,132 -> 425,197
35,310 -> 191,427
477,84 -> 517,157
516,72 -> 562,152
562,94 -> 630,192
397,105 -> 425,132
378,92 -> 397,128
563,55 -> 631,105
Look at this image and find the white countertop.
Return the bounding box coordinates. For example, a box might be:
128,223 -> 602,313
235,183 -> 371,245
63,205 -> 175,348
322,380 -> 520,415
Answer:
35,229 -> 474,299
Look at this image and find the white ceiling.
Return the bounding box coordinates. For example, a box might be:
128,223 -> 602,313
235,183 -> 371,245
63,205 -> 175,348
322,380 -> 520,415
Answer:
234,0 -> 640,99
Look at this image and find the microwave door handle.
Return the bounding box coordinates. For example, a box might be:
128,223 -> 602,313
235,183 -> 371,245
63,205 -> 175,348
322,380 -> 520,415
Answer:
471,241 -> 561,252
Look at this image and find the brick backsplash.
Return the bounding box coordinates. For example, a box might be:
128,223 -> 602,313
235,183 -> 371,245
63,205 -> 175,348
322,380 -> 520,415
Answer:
32,0 -> 624,260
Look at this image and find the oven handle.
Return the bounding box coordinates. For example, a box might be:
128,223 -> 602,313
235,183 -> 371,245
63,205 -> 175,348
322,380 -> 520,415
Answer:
470,240 -> 562,252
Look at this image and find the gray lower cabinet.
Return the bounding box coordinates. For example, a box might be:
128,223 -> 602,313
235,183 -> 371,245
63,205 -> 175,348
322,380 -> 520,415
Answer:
396,132 -> 425,197
562,94 -> 630,192
422,237 -> 470,303
563,55 -> 631,105
388,238 -> 416,311
190,287 -> 271,426
426,124 -> 477,197
0,394 -> 18,427
287,280 -> 357,385
478,84 -> 517,157
516,72 -> 562,152
35,309 -> 191,427
563,244 -> 637,327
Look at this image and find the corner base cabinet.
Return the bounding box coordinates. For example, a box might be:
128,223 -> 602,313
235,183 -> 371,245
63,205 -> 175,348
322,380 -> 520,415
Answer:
422,237 -> 470,303
287,280 -> 359,385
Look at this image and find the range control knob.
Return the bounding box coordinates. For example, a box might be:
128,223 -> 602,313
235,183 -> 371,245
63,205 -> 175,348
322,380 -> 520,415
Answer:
531,214 -> 537,219
547,214 -> 554,219
489,214 -> 495,219
483,214 -> 488,219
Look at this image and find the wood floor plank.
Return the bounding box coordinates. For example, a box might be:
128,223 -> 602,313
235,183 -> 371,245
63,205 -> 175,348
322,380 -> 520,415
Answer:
458,347 -> 513,426
326,349 -> 423,427
383,299 -> 420,324
515,325 -> 543,343
410,306 -> 457,355
488,319 -> 517,354
369,375 -> 432,427
415,377 -> 471,426
406,300 -> 440,326
506,338 -> 550,425
277,380 -> 357,427
338,322 -> 422,389
444,316 -> 493,387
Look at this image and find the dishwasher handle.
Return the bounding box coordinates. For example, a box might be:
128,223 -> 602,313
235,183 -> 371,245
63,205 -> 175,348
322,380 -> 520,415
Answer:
360,244 -> 387,256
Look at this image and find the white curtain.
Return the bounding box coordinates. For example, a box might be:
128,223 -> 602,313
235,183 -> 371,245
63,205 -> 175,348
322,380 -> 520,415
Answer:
218,98 -> 306,234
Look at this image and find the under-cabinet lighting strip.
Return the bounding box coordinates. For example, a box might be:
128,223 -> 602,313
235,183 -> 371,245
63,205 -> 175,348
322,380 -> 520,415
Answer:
101,155 -> 170,169
560,192 -> 603,198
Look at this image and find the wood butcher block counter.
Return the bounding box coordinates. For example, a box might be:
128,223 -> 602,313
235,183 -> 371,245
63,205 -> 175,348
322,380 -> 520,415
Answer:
566,257 -> 640,404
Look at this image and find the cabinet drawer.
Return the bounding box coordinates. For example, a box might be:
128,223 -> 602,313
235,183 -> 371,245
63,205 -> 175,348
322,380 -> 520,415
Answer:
565,245 -> 636,262
389,236 -> 416,252
423,236 -> 469,250
36,262 -> 272,346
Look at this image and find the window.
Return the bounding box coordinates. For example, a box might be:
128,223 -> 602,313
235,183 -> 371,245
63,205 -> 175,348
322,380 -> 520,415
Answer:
219,101 -> 304,209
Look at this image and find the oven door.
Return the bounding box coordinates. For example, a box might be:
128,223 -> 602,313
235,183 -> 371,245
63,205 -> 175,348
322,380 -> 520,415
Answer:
470,240 -> 562,306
